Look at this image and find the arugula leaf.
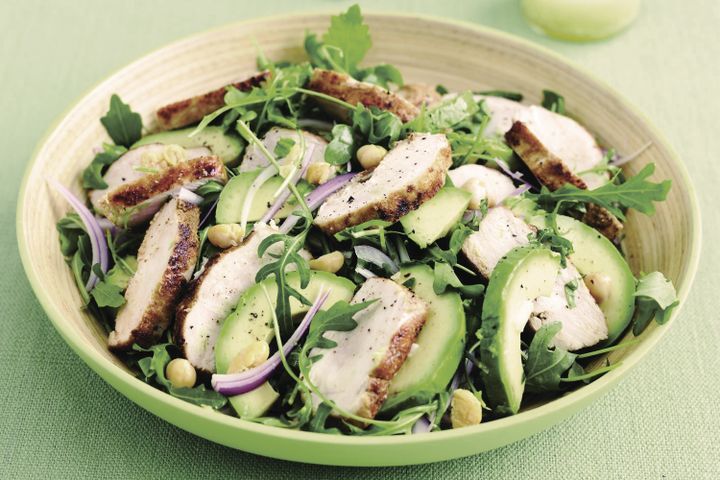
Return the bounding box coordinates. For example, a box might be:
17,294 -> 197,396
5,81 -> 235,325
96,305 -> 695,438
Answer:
477,90 -> 524,101
530,163 -> 671,221
89,254 -> 137,308
56,213 -> 86,257
352,105 -> 402,147
534,227 -> 573,267
405,91 -> 479,133
432,262 -> 484,297
564,279 -> 578,309
81,143 -> 127,189
90,280 -> 125,308
632,271 -> 679,335
357,64 -> 403,89
306,402 -> 341,434
334,219 -> 395,251
304,300 -> 372,351
133,343 -> 227,409
274,137 -> 296,159
255,230 -> 313,337
325,124 -> 356,165
524,323 -> 577,393
100,94 -> 143,147
304,4 -> 372,76
541,89 -> 566,115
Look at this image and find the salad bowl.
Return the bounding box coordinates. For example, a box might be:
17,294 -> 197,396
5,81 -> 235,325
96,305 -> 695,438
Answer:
16,12 -> 700,466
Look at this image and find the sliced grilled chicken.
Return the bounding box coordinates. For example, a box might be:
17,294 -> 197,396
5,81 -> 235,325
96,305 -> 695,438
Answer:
505,106 -> 608,189
505,117 -> 622,239
448,164 -> 516,207
238,127 -> 330,175
462,207 -> 535,278
174,223 -> 279,373
314,133 -> 451,234
309,278 -> 428,420
108,198 -> 199,351
477,95 -> 530,139
156,71 -> 269,131
90,144 -> 226,226
307,69 -> 419,122
530,263 -> 608,350
396,83 -> 442,108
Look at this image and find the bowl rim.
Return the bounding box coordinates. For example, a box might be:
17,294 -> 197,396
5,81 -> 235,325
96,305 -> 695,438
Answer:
16,10 -> 702,452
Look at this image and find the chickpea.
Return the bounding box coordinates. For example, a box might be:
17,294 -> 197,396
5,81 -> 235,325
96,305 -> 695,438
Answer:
450,389 -> 483,428
306,162 -> 333,185
356,145 -> 388,170
165,358 -> 197,388
228,341 -> 270,374
462,178 -> 488,209
207,223 -> 245,249
583,272 -> 612,304
308,251 -> 345,273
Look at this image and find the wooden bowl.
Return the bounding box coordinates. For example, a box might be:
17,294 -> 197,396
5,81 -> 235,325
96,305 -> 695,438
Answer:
16,13 -> 701,466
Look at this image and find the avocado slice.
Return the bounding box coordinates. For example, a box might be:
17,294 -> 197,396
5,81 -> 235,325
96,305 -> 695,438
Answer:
215,271 -> 355,418
384,264 -> 466,410
133,126 -> 244,165
529,214 -> 636,345
215,171 -> 308,225
480,245 -> 561,415
399,186 -> 471,248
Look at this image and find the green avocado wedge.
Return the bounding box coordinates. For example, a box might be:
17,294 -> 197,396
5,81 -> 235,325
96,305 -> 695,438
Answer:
529,214 -> 636,345
383,264 -> 466,411
215,171 -> 309,224
480,245 -> 561,415
399,186 -> 471,248
215,271 -> 356,418
132,126 -> 244,165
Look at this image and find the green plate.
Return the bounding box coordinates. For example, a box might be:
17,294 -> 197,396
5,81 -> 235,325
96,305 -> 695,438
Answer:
16,12 -> 701,466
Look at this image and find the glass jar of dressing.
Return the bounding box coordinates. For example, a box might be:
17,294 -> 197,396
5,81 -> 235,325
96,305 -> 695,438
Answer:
521,0 -> 642,41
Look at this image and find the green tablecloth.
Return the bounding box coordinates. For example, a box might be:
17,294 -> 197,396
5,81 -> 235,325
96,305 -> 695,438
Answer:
2,0 -> 718,478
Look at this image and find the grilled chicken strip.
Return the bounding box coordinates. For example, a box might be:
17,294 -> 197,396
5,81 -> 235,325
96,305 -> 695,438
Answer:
307,69 -> 419,122
504,108 -> 622,239
477,95 -> 530,139
90,144 -> 226,226
314,133 -> 452,234
530,263 -> 608,351
309,278 -> 428,420
448,164 -> 516,207
174,223 -> 280,373
463,208 -> 607,350
108,198 -> 199,350
156,71 -> 269,131
462,207 -> 535,278
238,127 -> 330,176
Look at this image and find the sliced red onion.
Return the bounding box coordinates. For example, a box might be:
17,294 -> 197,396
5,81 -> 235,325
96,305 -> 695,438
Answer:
95,216 -> 118,235
173,187 -> 203,205
355,267 -> 377,279
508,183 -> 532,197
279,172 -> 357,233
48,179 -> 109,290
354,245 -> 399,274
297,118 -> 334,131
610,141 -> 653,167
259,144 -> 317,225
493,157 -> 535,191
412,416 -> 432,434
240,165 -> 276,234
211,289 -> 331,395
199,198 -> 218,228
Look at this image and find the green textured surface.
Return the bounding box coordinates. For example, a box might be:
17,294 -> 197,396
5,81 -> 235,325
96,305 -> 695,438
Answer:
2,0 -> 718,478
